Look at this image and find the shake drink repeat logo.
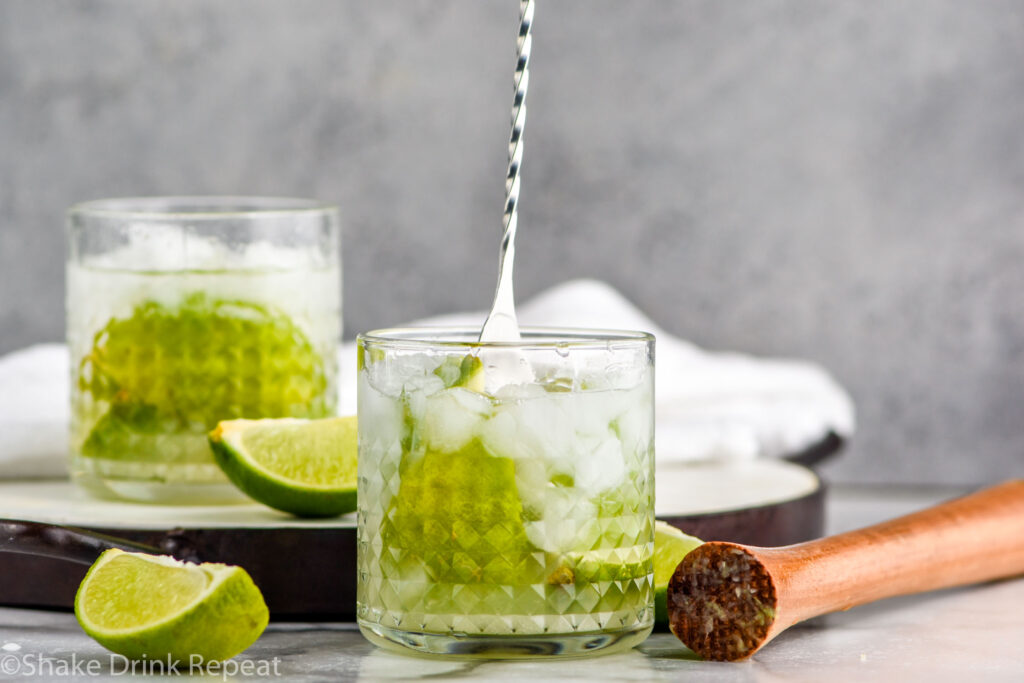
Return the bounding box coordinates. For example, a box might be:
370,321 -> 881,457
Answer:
0,642 -> 281,679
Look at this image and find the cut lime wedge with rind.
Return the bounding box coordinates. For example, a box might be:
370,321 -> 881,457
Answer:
433,354 -> 485,391
75,549 -> 268,662
209,416 -> 358,518
653,520 -> 702,625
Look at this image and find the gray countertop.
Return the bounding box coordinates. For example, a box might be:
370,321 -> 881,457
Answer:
1,485 -> 1021,682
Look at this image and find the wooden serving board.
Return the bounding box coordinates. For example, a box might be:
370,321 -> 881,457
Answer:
0,460 -> 823,619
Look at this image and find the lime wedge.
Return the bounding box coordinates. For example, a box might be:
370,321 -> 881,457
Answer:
209,416 -> 358,518
653,520 -> 702,624
75,549 -> 268,662
433,354 -> 485,391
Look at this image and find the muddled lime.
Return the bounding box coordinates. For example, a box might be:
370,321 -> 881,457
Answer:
383,440 -> 535,586
80,293 -> 331,462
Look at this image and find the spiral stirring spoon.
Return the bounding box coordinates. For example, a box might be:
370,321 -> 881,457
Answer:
480,0 -> 534,344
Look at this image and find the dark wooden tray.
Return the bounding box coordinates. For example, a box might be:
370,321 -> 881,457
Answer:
0,459 -> 825,620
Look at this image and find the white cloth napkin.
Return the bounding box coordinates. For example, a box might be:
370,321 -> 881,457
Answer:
347,279 -> 854,461
0,344 -> 72,479
0,279 -> 853,479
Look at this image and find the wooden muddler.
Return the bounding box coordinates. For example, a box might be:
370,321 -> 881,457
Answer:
666,480 -> 1024,661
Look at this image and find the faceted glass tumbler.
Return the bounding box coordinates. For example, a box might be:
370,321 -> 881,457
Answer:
356,328 -> 655,657
66,197 -> 341,504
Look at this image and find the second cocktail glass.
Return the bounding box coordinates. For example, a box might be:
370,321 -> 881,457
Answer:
356,328 -> 655,657
67,197 -> 341,504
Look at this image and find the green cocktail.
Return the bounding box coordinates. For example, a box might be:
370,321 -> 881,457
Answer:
67,197 -> 340,503
356,329 -> 655,657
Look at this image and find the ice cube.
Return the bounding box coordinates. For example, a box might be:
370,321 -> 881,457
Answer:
478,410 -> 534,461
479,347 -> 534,394
572,432 -> 626,495
610,385 -> 653,453
363,353 -> 440,398
522,489 -> 599,554
421,387 -> 493,453
402,371 -> 446,398
492,381 -> 548,401
357,374 -> 405,451
506,395 -> 578,463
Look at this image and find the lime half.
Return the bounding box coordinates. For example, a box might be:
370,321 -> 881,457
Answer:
653,520 -> 703,625
209,416 -> 358,518
75,549 -> 268,662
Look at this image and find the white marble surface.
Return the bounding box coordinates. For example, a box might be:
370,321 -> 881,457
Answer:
1,485 -> 1022,682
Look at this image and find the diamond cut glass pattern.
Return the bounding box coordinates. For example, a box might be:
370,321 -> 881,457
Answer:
356,329 -> 655,656
67,197 -> 340,503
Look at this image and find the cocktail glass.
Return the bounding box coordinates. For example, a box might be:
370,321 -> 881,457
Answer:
66,197 -> 341,504
356,328 -> 654,657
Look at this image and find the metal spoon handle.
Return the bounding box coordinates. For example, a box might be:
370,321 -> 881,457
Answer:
480,0 -> 534,342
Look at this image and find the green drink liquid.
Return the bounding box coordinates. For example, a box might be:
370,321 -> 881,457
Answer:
68,265 -> 339,503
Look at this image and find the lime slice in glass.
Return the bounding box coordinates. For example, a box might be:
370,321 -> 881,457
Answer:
432,354 -> 485,391
75,549 -> 268,662
653,520 -> 703,624
209,416 -> 358,518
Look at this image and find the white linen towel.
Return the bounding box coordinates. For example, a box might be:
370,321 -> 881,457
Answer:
0,279 -> 853,478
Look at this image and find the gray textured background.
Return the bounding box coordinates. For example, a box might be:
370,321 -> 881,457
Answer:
1,1 -> 1023,485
